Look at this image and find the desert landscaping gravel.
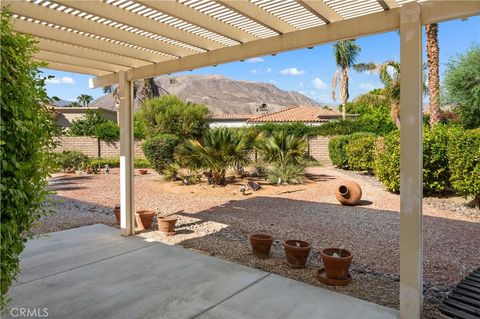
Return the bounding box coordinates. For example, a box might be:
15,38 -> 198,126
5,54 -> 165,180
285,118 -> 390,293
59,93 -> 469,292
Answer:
39,166 -> 479,318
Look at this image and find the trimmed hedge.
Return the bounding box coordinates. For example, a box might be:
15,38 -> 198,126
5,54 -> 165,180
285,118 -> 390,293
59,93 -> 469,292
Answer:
423,125 -> 451,194
373,131 -> 400,193
447,128 -> 480,205
142,134 -> 179,173
345,132 -> 376,172
328,135 -> 349,168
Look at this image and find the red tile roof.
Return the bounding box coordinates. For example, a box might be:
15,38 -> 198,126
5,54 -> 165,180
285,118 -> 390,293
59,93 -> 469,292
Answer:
210,114 -> 257,120
247,106 -> 340,123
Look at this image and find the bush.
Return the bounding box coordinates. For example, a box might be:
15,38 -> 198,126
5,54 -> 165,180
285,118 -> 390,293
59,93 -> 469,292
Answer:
252,122 -> 316,138
373,131 -> 400,192
328,135 -> 349,168
345,132 -> 376,172
314,120 -> 359,136
138,95 -> 209,139
163,162 -> 180,181
89,157 -> 151,169
69,109 -> 108,136
447,128 -> 480,205
1,10 -> 57,308
142,134 -> 179,173
423,125 -> 451,194
56,151 -> 91,172
267,164 -> 305,185
95,121 -> 119,141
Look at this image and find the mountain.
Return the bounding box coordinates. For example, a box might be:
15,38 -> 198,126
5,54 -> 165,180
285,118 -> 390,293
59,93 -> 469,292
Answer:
92,74 -> 324,115
52,99 -> 73,107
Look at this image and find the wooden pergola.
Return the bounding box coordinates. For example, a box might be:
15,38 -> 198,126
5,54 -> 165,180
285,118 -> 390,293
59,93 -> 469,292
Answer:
4,1 -> 479,318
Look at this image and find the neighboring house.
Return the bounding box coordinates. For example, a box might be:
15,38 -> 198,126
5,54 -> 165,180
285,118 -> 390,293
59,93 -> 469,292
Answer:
209,114 -> 258,128
247,106 -> 342,126
52,106 -> 118,129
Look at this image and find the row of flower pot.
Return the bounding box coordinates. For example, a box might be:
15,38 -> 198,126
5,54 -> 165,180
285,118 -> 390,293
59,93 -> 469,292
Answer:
250,234 -> 352,286
114,206 -> 177,235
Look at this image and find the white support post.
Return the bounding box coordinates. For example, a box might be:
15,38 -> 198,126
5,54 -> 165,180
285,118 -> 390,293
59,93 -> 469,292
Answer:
400,3 -> 423,319
118,70 -> 135,236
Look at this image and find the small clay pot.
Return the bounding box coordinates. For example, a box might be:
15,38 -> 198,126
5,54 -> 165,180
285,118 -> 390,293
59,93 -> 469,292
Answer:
284,240 -> 311,268
320,248 -> 353,281
139,169 -> 148,175
114,205 -> 120,225
157,216 -> 178,236
135,210 -> 155,230
249,234 -> 274,258
335,180 -> 362,206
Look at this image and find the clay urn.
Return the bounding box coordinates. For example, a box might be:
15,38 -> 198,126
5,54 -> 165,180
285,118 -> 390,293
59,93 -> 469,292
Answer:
284,240 -> 311,269
157,216 -> 178,236
249,234 -> 274,258
320,248 -> 353,283
135,210 -> 155,230
335,180 -> 362,206
113,205 -> 120,225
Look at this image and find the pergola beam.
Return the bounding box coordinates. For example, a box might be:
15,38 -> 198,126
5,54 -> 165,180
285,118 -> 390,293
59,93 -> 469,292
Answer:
35,51 -> 125,73
36,61 -> 110,76
54,0 -> 222,51
297,0 -> 343,23
137,0 -> 257,43
5,1 -> 193,57
11,18 -> 172,64
377,0 -> 399,10
217,0 -> 296,34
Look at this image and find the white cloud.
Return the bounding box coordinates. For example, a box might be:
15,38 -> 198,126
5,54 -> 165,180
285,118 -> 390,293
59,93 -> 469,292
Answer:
279,68 -> 306,76
251,69 -> 259,74
268,79 -> 276,84
252,67 -> 272,74
359,82 -> 375,91
246,57 -> 264,63
45,76 -> 75,84
266,67 -> 272,73
312,78 -> 328,90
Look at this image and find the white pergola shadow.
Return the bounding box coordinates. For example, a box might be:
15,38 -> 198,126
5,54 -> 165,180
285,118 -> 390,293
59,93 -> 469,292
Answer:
4,1 -> 479,318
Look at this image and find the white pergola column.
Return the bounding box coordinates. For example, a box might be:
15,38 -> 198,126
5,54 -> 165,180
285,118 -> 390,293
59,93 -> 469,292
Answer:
118,70 -> 135,236
400,2 -> 423,319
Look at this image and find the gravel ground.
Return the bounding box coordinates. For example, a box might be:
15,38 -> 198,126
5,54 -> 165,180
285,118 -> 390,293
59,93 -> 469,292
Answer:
39,167 -> 479,318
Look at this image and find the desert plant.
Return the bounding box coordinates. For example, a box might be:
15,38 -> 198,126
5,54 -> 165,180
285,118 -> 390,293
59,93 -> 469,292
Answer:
163,162 -> 180,181
447,128 -> 480,206
345,133 -> 377,172
257,131 -> 308,167
177,128 -> 258,185
56,151 -> 91,172
142,134 -> 179,173
328,135 -> 350,168
373,131 -> 400,192
267,163 -> 305,185
1,10 -> 57,308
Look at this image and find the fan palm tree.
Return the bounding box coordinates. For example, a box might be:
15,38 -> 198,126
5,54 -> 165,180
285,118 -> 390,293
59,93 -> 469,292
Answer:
103,77 -> 167,107
426,23 -> 441,125
256,131 -> 308,167
176,128 -> 260,185
331,40 -> 361,119
77,94 -> 93,107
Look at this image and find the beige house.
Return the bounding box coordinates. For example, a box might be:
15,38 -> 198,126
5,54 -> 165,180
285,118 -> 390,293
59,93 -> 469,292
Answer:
52,106 -> 118,129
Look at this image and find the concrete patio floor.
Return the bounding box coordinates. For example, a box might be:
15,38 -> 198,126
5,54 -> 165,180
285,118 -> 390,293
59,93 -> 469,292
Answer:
6,224 -> 399,319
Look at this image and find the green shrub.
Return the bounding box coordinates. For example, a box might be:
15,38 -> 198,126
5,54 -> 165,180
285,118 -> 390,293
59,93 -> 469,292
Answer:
142,134 -> 179,173
1,10 -> 57,308
328,135 -> 349,168
315,120 -> 360,136
447,128 -> 480,205
373,131 -> 400,192
57,151 -> 91,172
138,95 -> 209,139
69,109 -> 108,136
89,157 -> 151,169
95,121 -> 119,141
423,124 -> 451,194
345,132 -> 376,172
163,162 -> 180,181
267,164 -> 305,185
252,122 -> 316,137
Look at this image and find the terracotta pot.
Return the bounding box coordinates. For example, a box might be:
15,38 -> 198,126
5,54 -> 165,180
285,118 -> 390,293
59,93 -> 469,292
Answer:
139,169 -> 148,175
320,248 -> 353,280
284,240 -> 311,268
335,180 -> 362,206
135,210 -> 155,230
114,205 -> 120,225
249,234 -> 274,258
157,216 -> 178,236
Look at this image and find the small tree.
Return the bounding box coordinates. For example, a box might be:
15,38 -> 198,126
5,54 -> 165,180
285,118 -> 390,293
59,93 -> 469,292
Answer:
69,109 -> 108,137
443,46 -> 480,129
138,95 -> 209,140
1,10 -> 56,308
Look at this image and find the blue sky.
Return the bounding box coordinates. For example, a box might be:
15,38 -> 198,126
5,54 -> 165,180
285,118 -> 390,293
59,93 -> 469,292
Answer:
41,16 -> 479,105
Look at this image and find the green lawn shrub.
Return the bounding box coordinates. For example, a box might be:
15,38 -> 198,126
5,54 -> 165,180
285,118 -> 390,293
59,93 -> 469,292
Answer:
423,124 -> 451,194
345,132 -> 376,172
95,121 -> 120,142
56,151 -> 91,172
142,134 -> 179,173
373,131 -> 400,192
328,135 -> 350,168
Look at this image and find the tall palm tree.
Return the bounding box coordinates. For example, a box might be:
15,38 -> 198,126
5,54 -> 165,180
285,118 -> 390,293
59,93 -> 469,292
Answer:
103,77 -> 167,107
331,40 -> 361,119
426,23 -> 441,125
77,94 -> 93,107
140,77 -> 160,101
